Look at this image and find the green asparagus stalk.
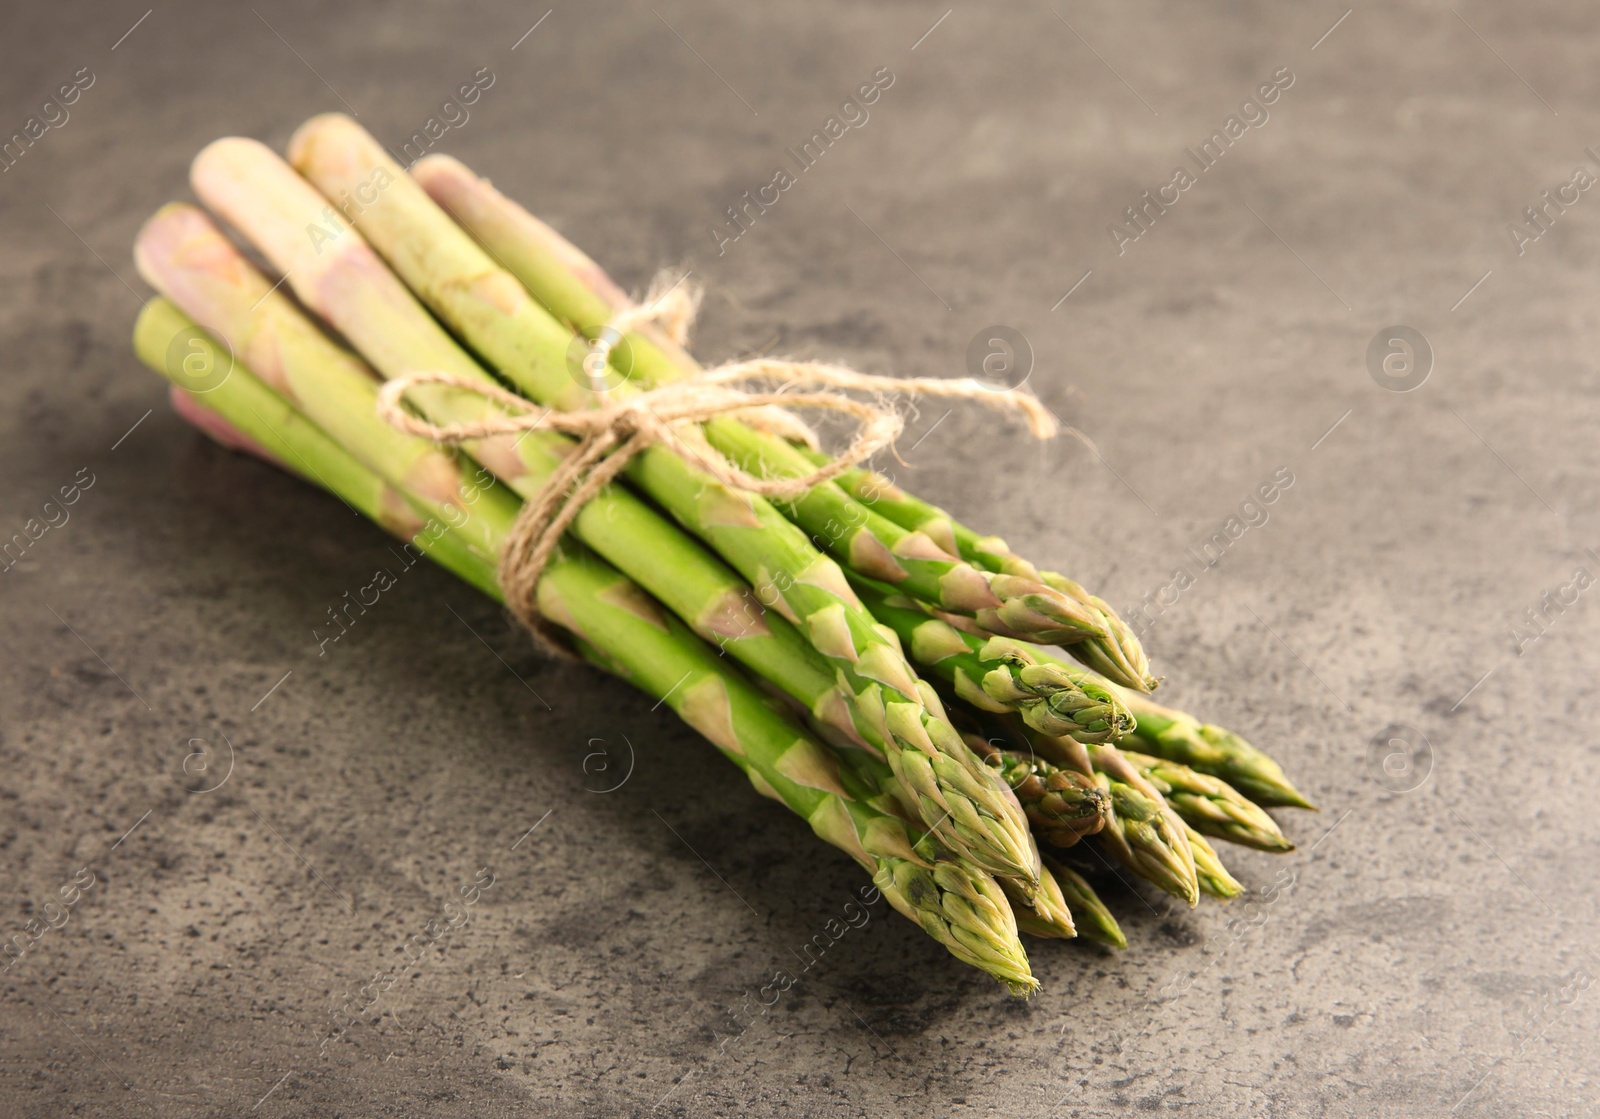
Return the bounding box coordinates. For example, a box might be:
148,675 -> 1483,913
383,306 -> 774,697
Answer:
851,577 -> 1132,745
136,192 -> 857,733
407,152 -> 1130,656
134,202 -> 516,565
1105,685 -> 1315,810
960,734 -> 1109,849
1185,826 -> 1243,900
159,354 -> 501,601
1119,749 -> 1293,852
279,115 -> 1040,889
133,298 -> 511,589
539,554 -> 1037,994
976,633 -> 1310,811
134,302 -> 1039,995
1084,743 -> 1199,907
1046,857 -> 1125,949
700,424 -> 1111,649
817,463 -> 1157,692
157,173 -> 1037,901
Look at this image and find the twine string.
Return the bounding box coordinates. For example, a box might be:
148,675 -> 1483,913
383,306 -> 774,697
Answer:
375,274 -> 1058,649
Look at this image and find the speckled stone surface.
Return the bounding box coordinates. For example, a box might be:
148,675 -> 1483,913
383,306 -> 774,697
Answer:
2,2 -> 1598,1116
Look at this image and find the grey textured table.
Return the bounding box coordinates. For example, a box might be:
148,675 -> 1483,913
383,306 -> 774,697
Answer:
2,2 -> 1597,1116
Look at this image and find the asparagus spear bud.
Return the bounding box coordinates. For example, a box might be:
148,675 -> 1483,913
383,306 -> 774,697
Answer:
284,114 -> 1040,889
890,721 -> 1044,893
1120,749 -> 1293,852
135,305 -> 1038,995
820,463 -> 1158,692
836,745 -> 1047,923
1090,772 -> 1197,907
1107,687 -> 1315,810
1001,860 -> 1077,940
1047,858 -> 1126,949
853,578 -> 1132,745
873,847 -> 1038,996
1012,633 -> 1311,810
1039,572 -> 1156,693
1085,744 -> 1199,907
842,773 -> 1038,991
962,734 -> 1109,848
541,554 -> 1035,997
704,422 -> 1109,648
407,152 -> 1117,651
1185,826 -> 1244,899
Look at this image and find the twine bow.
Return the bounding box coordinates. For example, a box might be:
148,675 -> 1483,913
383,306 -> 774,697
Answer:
376,273 -> 1058,649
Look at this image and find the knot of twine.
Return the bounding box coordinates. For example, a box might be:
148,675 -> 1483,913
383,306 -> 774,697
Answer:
376,273 -> 1058,652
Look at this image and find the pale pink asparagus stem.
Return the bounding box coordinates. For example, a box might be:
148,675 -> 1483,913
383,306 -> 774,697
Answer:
186,137 -> 531,483
136,202 -> 469,505
412,153 -> 819,448
413,153 -> 632,312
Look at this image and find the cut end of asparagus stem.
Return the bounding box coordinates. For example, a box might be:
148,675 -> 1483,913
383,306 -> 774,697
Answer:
286,113 -> 369,189
191,136 -> 349,288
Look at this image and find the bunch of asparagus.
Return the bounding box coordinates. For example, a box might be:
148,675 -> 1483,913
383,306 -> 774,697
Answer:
129,114 -> 1313,994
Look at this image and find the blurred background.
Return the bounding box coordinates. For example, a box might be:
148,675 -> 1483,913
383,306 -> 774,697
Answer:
1,2 -> 1597,1115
